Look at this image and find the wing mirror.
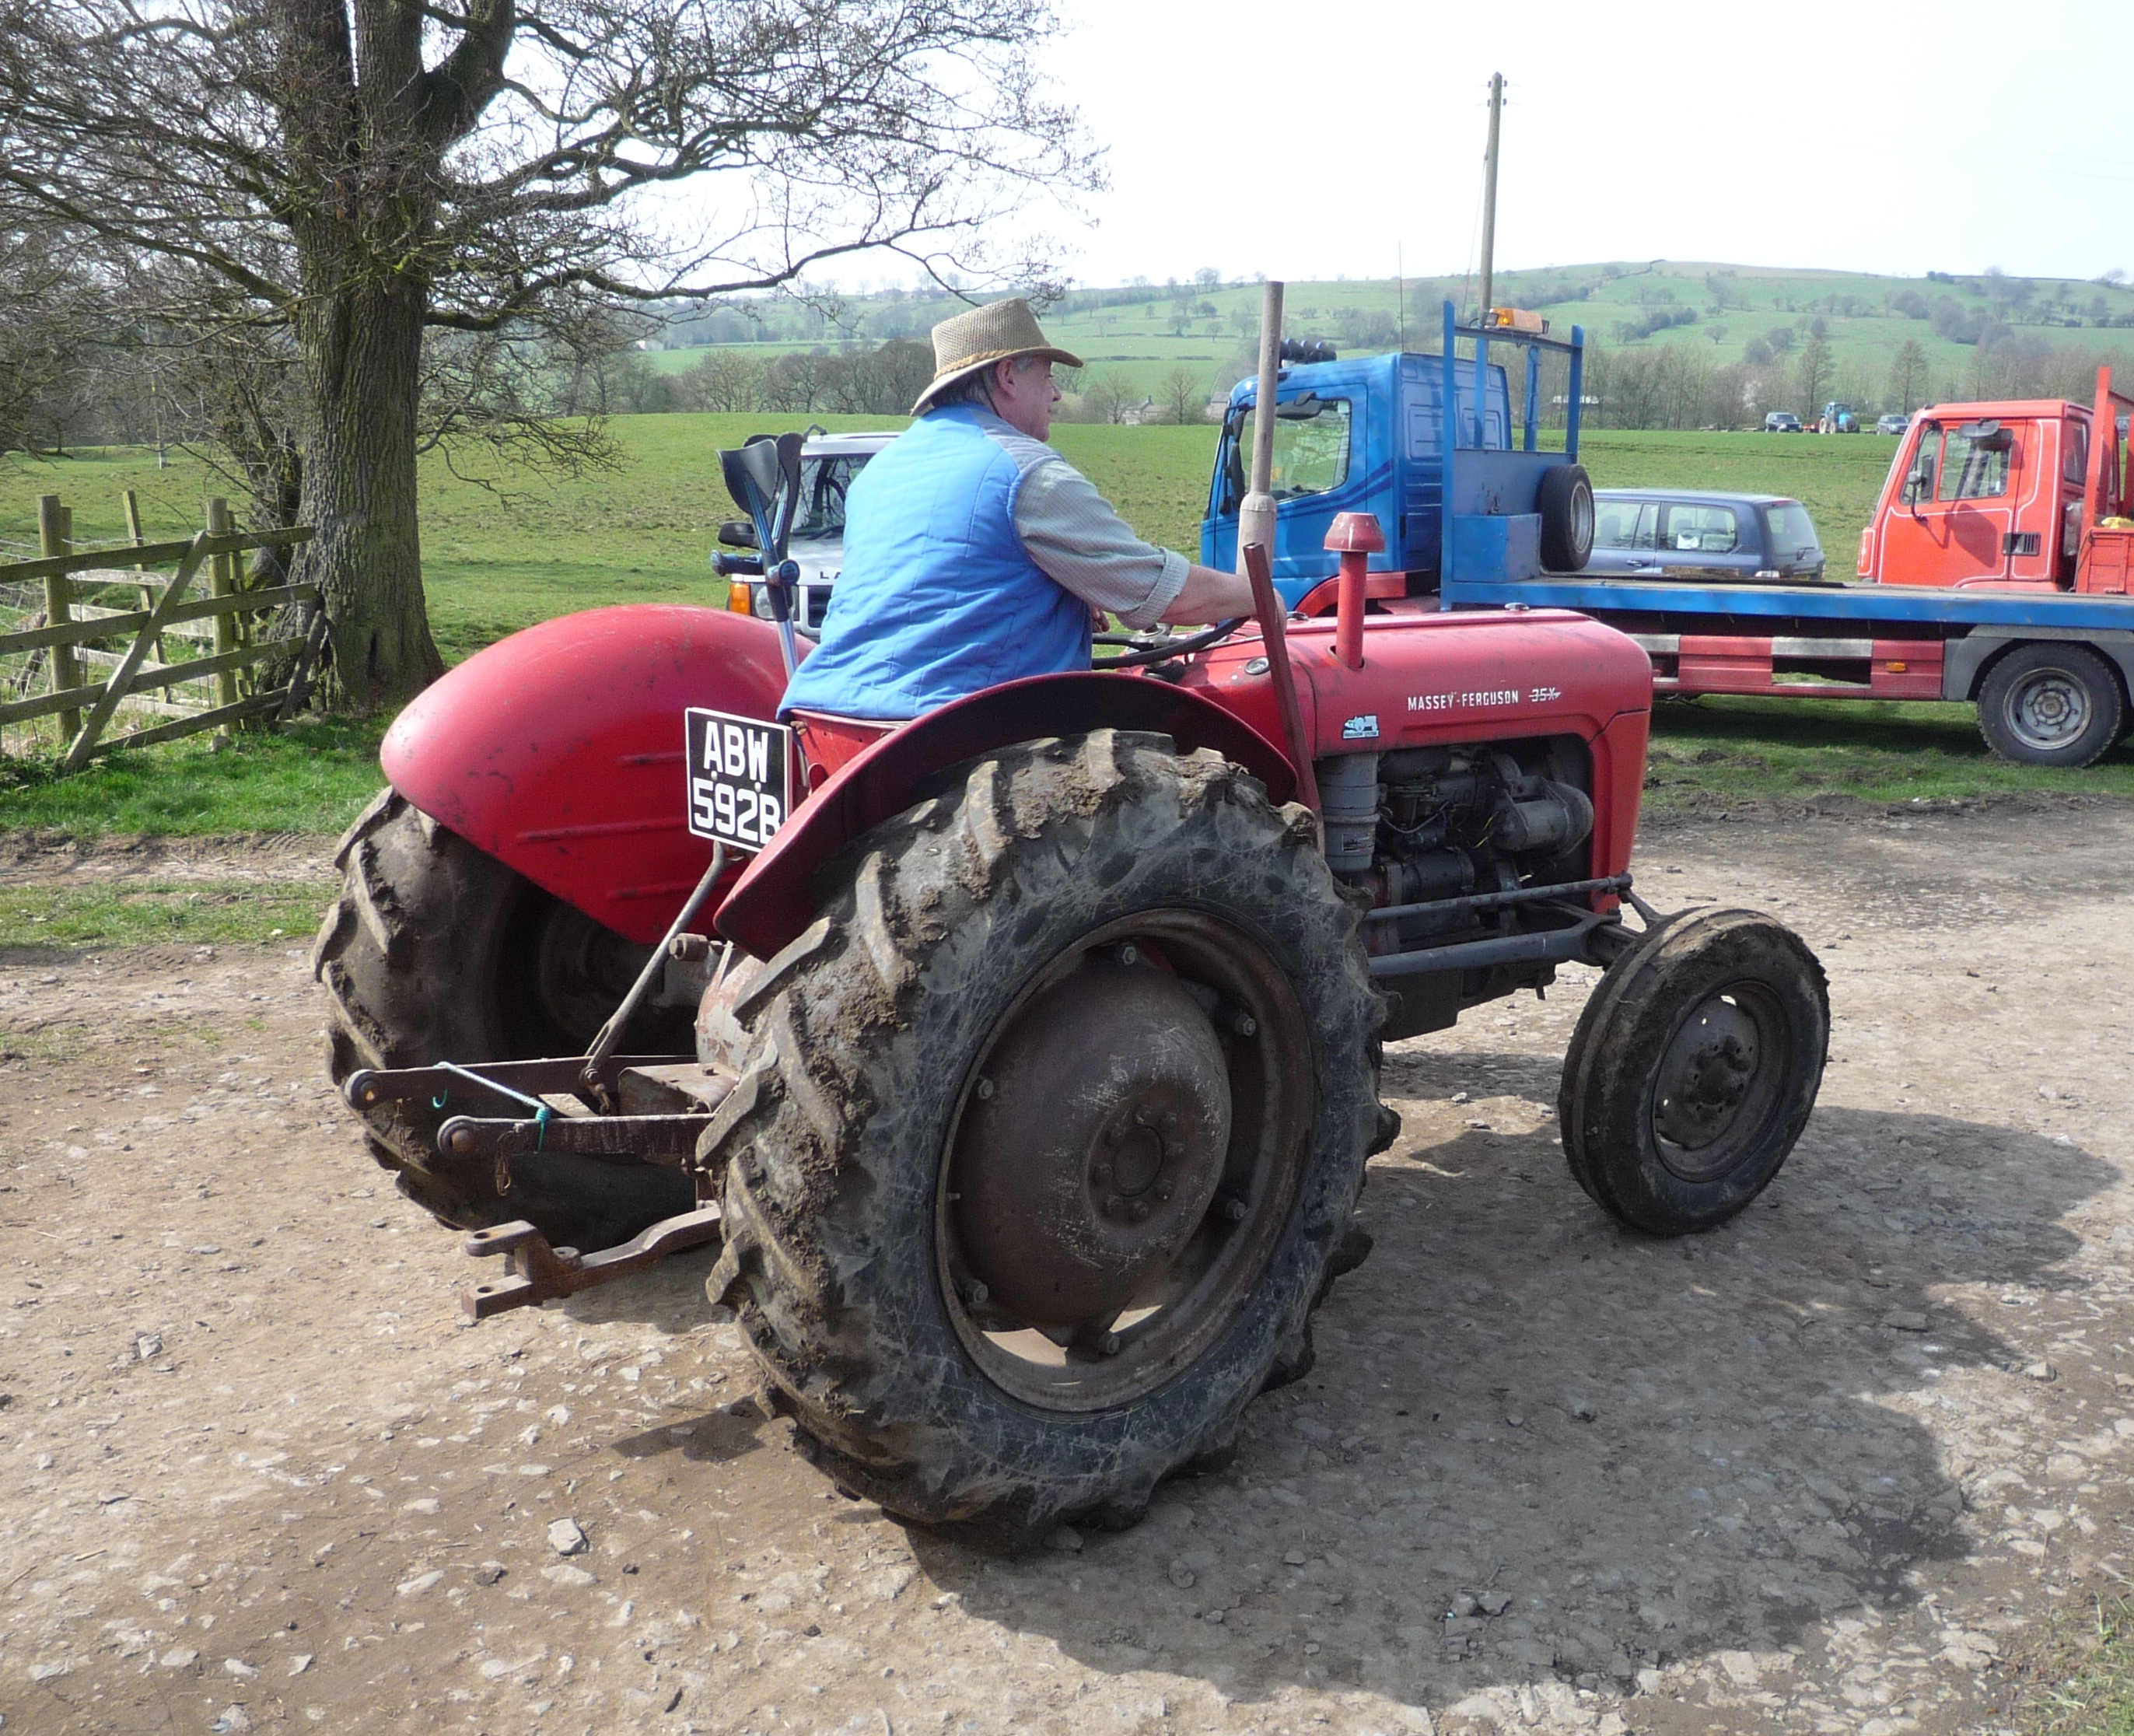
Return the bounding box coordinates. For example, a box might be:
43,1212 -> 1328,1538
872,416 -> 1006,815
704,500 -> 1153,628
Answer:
717,520 -> 758,548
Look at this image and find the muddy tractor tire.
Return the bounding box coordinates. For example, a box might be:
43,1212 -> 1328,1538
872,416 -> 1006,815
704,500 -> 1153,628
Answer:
700,730 -> 1383,1533
314,789 -> 694,1247
1559,908 -> 1828,1236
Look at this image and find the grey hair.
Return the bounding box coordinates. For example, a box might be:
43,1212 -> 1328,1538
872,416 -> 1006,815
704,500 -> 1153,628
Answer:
928,353 -> 1044,412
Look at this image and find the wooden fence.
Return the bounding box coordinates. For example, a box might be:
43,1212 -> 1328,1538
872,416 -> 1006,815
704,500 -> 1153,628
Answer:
0,493 -> 324,771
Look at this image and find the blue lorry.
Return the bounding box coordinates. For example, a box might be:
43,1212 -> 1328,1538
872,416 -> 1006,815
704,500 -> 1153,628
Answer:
1200,302 -> 2134,767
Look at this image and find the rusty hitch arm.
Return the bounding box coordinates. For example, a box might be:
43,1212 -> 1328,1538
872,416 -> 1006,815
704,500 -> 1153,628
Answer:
461,1206 -> 725,1319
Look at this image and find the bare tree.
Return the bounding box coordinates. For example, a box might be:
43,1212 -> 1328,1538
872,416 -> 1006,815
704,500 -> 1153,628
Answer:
1887,339 -> 1930,415
0,0 -> 1097,706
0,224 -> 106,453
1794,337 -> 1835,419
679,350 -> 768,415
1156,366 -> 1205,426
1086,369 -> 1140,425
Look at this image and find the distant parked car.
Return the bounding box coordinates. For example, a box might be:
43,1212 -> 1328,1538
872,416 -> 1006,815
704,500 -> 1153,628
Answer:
1588,489 -> 1828,584
1875,412 -> 1911,436
715,429 -> 899,633
1764,411 -> 1803,433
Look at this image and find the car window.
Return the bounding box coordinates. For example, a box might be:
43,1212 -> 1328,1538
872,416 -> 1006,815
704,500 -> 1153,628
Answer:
792,453 -> 873,540
1665,504 -> 1740,554
1939,427 -> 2012,501
1594,501 -> 1657,550
1763,502 -> 1821,562
1236,397 -> 1352,501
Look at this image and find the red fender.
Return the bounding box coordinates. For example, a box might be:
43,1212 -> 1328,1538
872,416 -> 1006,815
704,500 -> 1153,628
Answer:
714,671 -> 1297,961
382,605 -> 790,945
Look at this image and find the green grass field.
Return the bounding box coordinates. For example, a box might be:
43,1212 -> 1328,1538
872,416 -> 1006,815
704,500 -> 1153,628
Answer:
4,416 -> 2129,859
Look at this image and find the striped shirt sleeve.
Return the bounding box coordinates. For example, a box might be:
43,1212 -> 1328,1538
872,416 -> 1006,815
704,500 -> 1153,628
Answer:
1010,456 -> 1191,629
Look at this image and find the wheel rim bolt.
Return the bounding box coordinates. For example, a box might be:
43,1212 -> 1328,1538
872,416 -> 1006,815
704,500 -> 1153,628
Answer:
1129,1200 -> 1152,1223
1104,1195 -> 1126,1218
1221,1196 -> 1249,1222
1156,1180 -> 1173,1202
975,1076 -> 995,1101
1116,943 -> 1139,966
1093,1164 -> 1113,1188
1232,1013 -> 1258,1037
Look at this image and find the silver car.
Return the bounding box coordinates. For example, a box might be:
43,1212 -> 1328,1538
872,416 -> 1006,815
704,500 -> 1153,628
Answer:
716,429 -> 899,634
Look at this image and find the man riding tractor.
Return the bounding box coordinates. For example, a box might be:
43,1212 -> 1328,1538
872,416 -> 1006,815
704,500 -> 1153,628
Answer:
780,297 -> 1254,732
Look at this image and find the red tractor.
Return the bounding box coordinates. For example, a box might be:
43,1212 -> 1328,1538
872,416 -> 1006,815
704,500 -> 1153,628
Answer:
317,439 -> 1827,1535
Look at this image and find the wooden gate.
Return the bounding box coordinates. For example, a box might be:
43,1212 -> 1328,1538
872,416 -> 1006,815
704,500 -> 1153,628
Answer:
0,493 -> 323,772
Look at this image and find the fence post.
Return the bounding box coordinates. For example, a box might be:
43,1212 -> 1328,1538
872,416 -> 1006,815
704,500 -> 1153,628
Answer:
205,497 -> 241,732
38,495 -> 81,741
122,488 -> 166,663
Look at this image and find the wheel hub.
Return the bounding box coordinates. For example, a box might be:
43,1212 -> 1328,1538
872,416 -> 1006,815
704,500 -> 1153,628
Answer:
1653,994 -> 1760,1151
951,958 -> 1231,1328
2012,672 -> 2087,747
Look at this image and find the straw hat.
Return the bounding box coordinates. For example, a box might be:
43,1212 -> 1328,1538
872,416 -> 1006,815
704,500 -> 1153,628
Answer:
911,298 -> 1084,415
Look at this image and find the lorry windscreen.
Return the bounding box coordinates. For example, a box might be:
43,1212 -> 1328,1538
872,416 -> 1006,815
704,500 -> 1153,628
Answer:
1764,502 -> 1821,563
1232,397 -> 1352,502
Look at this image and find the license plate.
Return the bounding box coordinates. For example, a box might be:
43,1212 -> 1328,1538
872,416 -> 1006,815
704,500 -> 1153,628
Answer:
684,707 -> 792,854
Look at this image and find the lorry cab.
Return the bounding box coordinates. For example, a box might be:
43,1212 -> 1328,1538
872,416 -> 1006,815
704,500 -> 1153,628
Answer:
1201,350 -> 1513,604
1202,303 -> 1591,607
1859,370 -> 2134,594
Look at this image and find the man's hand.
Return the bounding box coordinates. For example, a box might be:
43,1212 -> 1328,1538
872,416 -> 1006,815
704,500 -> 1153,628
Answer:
1160,564 -> 1259,625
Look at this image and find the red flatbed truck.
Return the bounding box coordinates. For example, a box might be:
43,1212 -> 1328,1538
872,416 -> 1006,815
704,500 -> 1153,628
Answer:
1439,367 -> 2134,766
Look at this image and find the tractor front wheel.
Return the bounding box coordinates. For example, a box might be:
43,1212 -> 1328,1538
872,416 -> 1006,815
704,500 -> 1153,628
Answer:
700,730 -> 1383,1533
314,789 -> 694,1247
1559,909 -> 1827,1235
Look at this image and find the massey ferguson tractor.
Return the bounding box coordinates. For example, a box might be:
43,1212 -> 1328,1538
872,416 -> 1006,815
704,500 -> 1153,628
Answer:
317,417 -> 1828,1538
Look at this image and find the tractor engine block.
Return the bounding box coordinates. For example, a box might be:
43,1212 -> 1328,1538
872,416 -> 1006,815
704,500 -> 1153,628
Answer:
1314,740 -> 1596,957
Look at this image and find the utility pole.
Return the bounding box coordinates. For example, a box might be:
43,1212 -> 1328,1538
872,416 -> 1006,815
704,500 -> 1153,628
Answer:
1397,243 -> 1405,352
1478,72 -> 1504,322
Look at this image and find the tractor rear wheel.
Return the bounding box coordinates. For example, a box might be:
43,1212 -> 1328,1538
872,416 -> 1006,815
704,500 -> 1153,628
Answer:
700,730 -> 1382,1533
1559,909 -> 1827,1235
314,789 -> 694,1247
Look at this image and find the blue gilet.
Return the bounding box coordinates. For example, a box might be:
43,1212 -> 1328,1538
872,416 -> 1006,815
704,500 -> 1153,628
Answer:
778,405 -> 1091,720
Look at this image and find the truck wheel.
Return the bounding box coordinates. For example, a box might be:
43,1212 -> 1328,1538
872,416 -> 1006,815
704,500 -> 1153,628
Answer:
1559,909 -> 1827,1236
314,789 -> 694,1246
1975,642 -> 2124,768
701,730 -> 1382,1533
1537,464 -> 1595,572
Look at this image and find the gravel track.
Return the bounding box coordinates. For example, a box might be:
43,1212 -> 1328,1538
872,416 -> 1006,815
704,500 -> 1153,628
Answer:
2,802 -> 2132,1735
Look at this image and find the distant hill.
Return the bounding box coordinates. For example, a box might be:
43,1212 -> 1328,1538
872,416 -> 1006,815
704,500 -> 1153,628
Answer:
639,261 -> 2134,429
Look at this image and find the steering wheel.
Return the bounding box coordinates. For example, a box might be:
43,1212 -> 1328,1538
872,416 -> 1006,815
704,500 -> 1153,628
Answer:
1091,618 -> 1247,670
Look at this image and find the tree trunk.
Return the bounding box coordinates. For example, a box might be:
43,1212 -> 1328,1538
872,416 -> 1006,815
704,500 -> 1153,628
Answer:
293,258 -> 444,710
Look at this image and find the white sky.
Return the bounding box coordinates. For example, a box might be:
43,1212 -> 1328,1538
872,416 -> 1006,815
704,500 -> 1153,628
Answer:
1033,0 -> 2134,289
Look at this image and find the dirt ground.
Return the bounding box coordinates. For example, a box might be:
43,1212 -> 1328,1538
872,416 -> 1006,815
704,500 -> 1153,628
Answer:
5,800 -> 2134,1736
